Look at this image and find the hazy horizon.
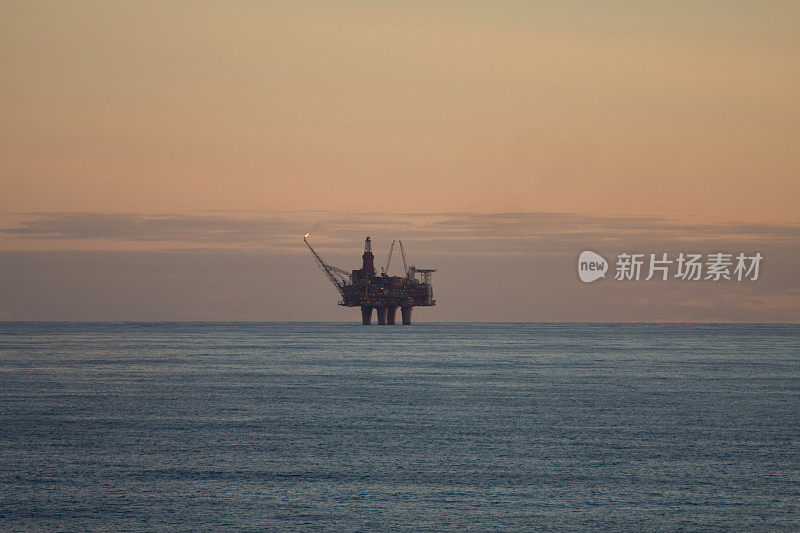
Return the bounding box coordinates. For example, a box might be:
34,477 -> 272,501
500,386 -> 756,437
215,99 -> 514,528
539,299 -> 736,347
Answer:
2,321 -> 797,325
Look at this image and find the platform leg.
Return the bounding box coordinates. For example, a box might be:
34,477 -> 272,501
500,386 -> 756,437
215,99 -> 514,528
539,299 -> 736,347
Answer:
376,307 -> 387,325
386,307 -> 397,325
401,306 -> 413,325
361,306 -> 373,325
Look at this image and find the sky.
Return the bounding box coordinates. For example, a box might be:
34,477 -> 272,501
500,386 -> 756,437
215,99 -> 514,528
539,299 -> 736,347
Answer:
1,1 -> 798,321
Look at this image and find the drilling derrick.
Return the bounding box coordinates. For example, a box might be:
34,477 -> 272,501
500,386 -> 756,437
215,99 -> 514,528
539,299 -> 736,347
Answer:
304,235 -> 436,325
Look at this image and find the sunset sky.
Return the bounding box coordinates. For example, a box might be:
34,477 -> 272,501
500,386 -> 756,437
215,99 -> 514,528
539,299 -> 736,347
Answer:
1,1 -> 798,321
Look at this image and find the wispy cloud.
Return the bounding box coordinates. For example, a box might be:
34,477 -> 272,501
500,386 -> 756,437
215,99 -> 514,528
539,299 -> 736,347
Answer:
3,211 -> 798,252
1,212 -> 296,243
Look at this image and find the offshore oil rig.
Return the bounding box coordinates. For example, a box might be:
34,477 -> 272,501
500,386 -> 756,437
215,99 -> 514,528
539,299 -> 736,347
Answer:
304,235 -> 436,325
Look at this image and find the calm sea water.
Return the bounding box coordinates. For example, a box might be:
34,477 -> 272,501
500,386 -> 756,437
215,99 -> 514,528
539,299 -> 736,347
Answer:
0,323 -> 798,531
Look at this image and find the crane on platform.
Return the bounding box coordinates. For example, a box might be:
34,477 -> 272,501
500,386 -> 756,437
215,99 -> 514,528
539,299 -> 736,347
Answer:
381,240 -> 396,275
399,240 -> 409,278
303,234 -> 350,298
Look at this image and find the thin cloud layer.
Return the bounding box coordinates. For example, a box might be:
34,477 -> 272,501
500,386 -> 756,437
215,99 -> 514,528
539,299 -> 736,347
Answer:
2,213 -> 295,244
3,211 -> 798,252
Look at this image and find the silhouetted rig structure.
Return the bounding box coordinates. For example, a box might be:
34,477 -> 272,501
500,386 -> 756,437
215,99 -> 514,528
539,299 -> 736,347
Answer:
304,235 -> 436,325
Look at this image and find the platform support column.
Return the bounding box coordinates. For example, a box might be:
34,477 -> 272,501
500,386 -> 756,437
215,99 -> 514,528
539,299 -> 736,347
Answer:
361,306 -> 373,325
386,307 -> 397,325
401,306 -> 413,325
376,307 -> 387,325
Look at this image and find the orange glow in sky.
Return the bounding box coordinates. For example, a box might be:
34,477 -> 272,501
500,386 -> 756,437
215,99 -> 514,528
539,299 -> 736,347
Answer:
1,1 -> 798,224
1,1 -> 798,321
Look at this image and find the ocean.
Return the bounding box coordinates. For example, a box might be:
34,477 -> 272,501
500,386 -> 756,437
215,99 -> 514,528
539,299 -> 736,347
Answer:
1,322 -> 798,531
